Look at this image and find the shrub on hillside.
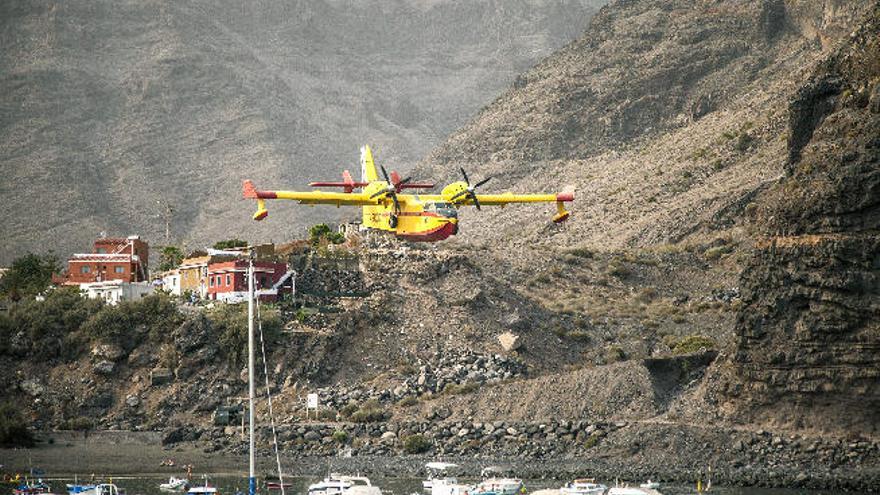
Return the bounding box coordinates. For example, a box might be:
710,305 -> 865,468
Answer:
397,396 -> 419,407
60,416 -> 94,431
81,293 -> 181,350
350,400 -> 385,423
0,287 -> 101,358
332,430 -> 349,444
309,224 -> 344,246
672,335 -> 716,355
442,383 -> 479,395
0,403 -> 35,447
604,345 -> 626,363
208,304 -> 282,367
339,402 -> 359,418
402,434 -> 431,454
213,239 -> 248,250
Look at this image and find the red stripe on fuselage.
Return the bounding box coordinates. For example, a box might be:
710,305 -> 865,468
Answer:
397,221 -> 457,242
380,211 -> 442,218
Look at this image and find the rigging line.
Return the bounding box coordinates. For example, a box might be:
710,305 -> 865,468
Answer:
256,296 -> 286,495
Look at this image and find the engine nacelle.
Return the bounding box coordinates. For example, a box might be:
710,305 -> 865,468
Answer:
441,181 -> 468,203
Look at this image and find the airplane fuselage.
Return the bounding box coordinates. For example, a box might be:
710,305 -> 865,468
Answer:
363,196 -> 459,241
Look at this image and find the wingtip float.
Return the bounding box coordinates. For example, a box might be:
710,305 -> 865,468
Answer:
242,145 -> 573,242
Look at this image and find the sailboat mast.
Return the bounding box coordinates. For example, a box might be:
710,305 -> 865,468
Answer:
248,253 -> 256,495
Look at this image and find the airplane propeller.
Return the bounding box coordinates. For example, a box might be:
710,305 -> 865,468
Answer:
451,167 -> 491,210
369,165 -> 411,214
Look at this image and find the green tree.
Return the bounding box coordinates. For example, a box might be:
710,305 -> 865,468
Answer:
157,246 -> 185,272
309,224 -> 344,246
213,239 -> 248,250
0,252 -> 60,300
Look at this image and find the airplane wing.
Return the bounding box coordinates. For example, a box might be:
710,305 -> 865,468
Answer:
466,192 -> 574,205
242,180 -> 377,220
421,191 -> 574,223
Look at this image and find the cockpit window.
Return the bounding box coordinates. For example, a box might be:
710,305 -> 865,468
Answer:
426,201 -> 457,218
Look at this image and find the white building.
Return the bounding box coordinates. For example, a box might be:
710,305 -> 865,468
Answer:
160,269 -> 181,296
80,280 -> 154,305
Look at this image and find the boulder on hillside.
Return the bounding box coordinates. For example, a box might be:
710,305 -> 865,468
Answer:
498,332 -> 521,352
91,343 -> 125,361
20,379 -> 44,396
93,360 -> 115,375
150,368 -> 173,386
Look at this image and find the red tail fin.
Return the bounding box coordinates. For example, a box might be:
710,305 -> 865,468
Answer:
243,180 -> 258,199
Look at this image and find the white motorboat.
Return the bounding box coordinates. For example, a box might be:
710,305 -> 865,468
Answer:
607,487 -> 662,495
639,481 -> 660,490
66,484 -> 122,495
423,462 -> 463,492
307,475 -> 381,495
160,478 -> 190,492
186,477 -> 217,495
560,479 -> 607,495
431,477 -> 473,495
473,467 -> 524,495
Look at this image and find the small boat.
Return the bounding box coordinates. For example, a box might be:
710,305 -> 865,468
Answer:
160,478 -> 190,492
560,479 -> 606,495
422,462 -> 461,492
639,481 -> 659,490
187,477 -> 218,495
307,475 -> 381,495
66,484 -> 123,495
473,467 -> 524,495
607,487 -> 662,495
66,484 -> 97,495
13,479 -> 52,495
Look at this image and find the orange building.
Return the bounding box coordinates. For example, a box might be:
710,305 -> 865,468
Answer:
61,235 -> 149,285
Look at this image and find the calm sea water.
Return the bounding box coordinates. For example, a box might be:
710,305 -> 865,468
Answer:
36,476 -> 859,495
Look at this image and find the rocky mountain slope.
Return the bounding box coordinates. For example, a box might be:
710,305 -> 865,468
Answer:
0,0 -> 603,264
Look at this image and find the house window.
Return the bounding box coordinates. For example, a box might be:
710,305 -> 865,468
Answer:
114,266 -> 124,274
81,266 -> 91,273
210,276 -> 214,287
226,274 -> 231,286
96,248 -> 107,254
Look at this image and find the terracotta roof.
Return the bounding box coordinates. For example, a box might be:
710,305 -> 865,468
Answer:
179,255 -> 210,268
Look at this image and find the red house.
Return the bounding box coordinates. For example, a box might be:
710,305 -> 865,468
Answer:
206,259 -> 289,302
60,235 -> 150,285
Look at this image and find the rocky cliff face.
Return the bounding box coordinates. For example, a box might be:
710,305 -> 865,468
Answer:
720,2 -> 880,435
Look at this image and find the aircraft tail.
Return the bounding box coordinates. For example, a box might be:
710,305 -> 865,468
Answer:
360,145 -> 379,182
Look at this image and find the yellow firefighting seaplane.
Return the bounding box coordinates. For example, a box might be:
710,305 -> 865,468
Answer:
242,146 -> 573,242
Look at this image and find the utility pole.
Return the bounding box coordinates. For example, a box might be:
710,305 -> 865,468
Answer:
156,199 -> 174,244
